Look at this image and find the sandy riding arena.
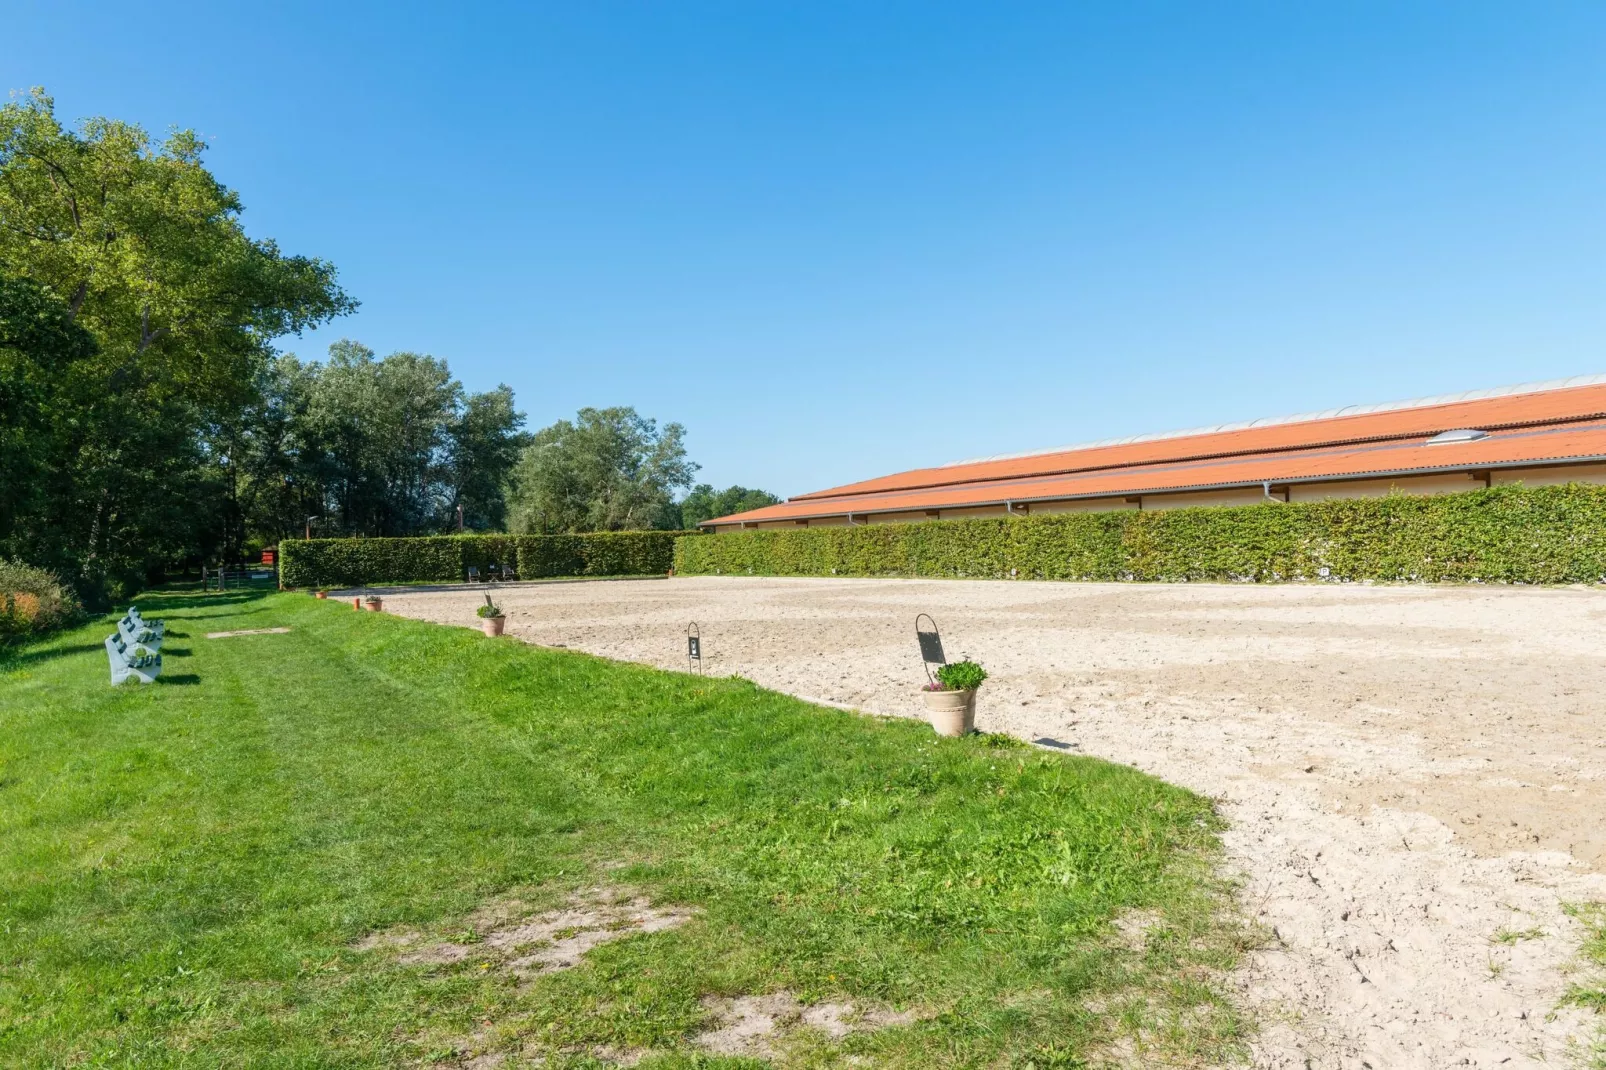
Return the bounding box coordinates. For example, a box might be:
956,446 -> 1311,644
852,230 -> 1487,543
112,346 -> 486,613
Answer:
381,576 -> 1606,1068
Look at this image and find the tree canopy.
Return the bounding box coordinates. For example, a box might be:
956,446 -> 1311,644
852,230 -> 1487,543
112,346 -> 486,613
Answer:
0,90 -> 775,605
246,341 -> 526,543
676,484 -> 782,528
0,90 -> 354,600
507,407 -> 698,533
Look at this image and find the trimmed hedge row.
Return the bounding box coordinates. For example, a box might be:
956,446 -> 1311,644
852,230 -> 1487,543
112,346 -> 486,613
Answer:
280,531 -> 693,588
671,484 -> 1606,585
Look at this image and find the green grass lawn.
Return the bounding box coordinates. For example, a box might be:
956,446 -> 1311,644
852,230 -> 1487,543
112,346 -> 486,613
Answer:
0,591 -> 1250,1068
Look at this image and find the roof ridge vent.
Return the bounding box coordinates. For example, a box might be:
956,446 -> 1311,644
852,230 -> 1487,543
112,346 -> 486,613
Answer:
1426,428 -> 1489,444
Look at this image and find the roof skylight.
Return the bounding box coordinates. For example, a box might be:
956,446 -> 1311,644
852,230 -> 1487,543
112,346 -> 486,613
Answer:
1426,428 -> 1489,444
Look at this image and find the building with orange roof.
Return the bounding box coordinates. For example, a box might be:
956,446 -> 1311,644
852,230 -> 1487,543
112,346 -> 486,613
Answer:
701,376 -> 1606,531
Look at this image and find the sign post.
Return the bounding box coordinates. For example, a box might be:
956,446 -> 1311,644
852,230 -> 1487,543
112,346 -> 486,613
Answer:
687,622 -> 703,674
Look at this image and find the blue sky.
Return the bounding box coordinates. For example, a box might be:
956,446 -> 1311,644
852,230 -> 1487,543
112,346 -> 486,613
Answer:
6,2 -> 1606,496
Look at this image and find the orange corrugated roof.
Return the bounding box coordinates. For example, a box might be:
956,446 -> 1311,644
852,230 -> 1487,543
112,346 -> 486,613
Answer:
706,378 -> 1606,526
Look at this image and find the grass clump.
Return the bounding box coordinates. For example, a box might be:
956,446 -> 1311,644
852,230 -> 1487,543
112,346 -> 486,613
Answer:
0,591 -> 1251,1067
1563,903 -> 1606,1066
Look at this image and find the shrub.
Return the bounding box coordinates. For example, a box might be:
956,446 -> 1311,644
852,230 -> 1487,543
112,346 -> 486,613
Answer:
935,660 -> 988,691
0,558 -> 81,640
280,531 -> 695,589
672,483 -> 1606,585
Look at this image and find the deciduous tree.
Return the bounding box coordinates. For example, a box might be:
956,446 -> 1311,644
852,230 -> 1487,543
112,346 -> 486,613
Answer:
508,407 -> 698,533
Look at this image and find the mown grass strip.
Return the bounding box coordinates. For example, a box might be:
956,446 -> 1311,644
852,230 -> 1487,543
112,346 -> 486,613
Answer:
0,591 -> 1250,1068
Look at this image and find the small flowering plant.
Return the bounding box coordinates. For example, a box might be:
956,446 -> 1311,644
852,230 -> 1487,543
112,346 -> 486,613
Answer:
476,593 -> 503,619
924,660 -> 987,692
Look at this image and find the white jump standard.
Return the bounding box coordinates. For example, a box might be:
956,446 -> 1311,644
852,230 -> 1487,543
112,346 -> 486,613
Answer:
105,632 -> 162,684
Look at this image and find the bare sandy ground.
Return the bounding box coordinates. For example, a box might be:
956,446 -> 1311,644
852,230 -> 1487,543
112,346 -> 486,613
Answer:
380,576 -> 1606,1068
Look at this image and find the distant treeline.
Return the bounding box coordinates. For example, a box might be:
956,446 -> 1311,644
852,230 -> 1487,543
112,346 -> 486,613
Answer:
0,90 -> 773,608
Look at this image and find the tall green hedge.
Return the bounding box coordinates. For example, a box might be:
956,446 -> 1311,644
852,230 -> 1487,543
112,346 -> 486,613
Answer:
671,484 -> 1606,585
280,532 -> 693,589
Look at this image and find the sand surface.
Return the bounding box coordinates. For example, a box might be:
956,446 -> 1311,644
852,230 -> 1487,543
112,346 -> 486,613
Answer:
380,576 -> 1606,1068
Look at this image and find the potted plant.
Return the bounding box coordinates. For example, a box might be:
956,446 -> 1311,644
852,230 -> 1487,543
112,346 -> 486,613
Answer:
315,589 -> 328,600
363,588 -> 383,612
477,593 -> 505,636
921,660 -> 987,737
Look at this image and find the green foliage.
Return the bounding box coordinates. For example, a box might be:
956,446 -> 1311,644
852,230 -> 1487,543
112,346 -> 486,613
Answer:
271,341 -> 526,543
677,483 -> 781,528
1562,901 -> 1606,1060
0,591 -> 1248,1065
507,406 -> 697,533
0,557 -> 80,640
476,594 -> 502,619
674,484 -> 1606,585
936,659 -> 988,691
0,276 -> 97,552
280,536 -> 463,587
280,531 -> 692,587
514,531 -> 689,580
0,89 -> 353,604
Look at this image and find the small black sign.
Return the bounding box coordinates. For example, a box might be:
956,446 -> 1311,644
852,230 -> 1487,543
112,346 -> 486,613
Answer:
688,635 -> 701,659
917,629 -> 945,665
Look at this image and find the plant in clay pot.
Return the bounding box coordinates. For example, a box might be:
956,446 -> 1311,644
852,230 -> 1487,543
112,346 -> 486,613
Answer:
477,593 -> 505,636
921,660 -> 987,737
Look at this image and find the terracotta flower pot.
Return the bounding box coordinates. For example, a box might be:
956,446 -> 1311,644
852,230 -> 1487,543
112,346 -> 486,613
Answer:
315,590 -> 327,599
922,688 -> 976,737
352,597 -> 363,610
481,615 -> 506,637
364,597 -> 383,612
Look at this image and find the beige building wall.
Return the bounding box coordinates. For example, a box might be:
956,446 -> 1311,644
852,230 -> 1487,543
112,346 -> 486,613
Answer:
1141,487 -> 1269,511
928,504 -> 1012,520
1031,497 -> 1137,514
1286,471 -> 1484,502
1490,463 -> 1606,488
865,511 -> 935,524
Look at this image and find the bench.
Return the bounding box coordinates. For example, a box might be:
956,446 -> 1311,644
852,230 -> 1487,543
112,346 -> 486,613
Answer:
466,563 -> 515,584
106,634 -> 162,684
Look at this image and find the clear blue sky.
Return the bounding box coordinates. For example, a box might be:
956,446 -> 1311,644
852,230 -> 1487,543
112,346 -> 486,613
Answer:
7,2 -> 1606,496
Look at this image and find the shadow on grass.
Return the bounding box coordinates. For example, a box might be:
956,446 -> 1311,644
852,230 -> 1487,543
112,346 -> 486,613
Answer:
0,641 -> 104,670
0,589 -> 273,673
156,673 -> 200,686
133,590 -> 273,614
